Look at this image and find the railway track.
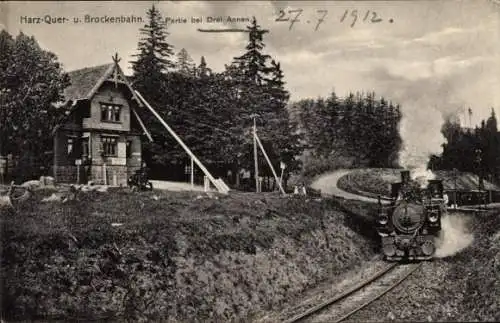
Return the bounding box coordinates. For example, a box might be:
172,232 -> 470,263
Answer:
283,262 -> 422,323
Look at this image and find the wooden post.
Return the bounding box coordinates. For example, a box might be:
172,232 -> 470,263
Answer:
279,161 -> 285,189
190,157 -> 194,187
254,133 -> 286,195
135,90 -> 228,194
204,176 -> 209,192
253,116 -> 259,193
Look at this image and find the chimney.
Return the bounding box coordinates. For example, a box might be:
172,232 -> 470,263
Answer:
401,170 -> 410,184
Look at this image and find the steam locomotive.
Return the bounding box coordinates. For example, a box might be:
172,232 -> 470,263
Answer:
376,170 -> 444,261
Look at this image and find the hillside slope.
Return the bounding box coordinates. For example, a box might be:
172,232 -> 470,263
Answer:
1,188 -> 374,322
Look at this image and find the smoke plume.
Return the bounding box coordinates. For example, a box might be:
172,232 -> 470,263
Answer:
369,66 -> 470,184
435,213 -> 474,258
398,103 -> 447,187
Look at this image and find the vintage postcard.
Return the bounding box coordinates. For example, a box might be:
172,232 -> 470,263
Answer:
1,0 -> 499,322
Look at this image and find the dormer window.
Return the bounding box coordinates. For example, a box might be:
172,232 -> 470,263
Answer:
100,103 -> 122,123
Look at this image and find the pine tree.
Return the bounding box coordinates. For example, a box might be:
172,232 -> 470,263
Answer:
196,56 -> 212,78
233,17 -> 271,85
176,48 -> 195,76
130,5 -> 177,169
130,4 -> 175,83
264,59 -> 304,177
486,108 -> 497,132
483,108 -> 499,178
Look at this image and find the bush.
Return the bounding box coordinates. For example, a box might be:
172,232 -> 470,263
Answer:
302,153 -> 358,180
336,168 -> 397,197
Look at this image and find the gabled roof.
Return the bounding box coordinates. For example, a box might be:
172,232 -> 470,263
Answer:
52,57 -> 152,142
64,64 -> 114,102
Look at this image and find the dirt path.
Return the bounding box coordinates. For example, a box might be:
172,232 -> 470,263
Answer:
150,180 -> 214,192
310,169 -> 381,203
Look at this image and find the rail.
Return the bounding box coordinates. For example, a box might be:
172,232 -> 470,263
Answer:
284,262 -> 421,323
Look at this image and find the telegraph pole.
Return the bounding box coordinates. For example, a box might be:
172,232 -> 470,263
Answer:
252,115 -> 259,193
453,168 -> 458,207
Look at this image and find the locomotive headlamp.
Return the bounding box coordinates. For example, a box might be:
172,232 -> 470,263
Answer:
428,211 -> 439,222
378,214 -> 388,225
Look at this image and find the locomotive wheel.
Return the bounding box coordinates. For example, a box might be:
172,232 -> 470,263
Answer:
382,243 -> 397,258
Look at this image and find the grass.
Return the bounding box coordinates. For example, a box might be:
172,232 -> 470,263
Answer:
1,188 -> 373,322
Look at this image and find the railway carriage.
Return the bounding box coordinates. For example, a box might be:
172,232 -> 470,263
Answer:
376,170 -> 444,261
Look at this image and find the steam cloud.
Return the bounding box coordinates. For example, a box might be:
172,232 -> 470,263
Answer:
368,66 -> 468,184
398,105 -> 445,186
435,213 -> 474,258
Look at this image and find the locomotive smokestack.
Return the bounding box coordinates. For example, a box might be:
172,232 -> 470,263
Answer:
401,170 -> 410,184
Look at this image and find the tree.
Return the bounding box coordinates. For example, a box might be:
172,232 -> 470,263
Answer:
233,17 -> 271,86
196,56 -> 212,78
486,108 -> 497,133
130,4 -> 175,79
130,4 -> 176,168
295,91 -> 402,170
482,108 -> 499,178
263,59 -> 304,179
176,48 -> 195,76
0,31 -> 70,181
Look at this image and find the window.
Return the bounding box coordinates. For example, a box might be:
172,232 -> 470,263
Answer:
100,103 -> 122,122
102,136 -> 118,156
82,138 -> 89,158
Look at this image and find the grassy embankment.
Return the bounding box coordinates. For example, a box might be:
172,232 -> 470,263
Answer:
1,187 -> 375,322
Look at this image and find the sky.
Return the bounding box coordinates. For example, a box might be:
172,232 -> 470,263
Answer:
2,0 -> 500,127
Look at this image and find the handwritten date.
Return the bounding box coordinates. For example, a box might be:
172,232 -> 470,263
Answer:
275,8 -> 386,30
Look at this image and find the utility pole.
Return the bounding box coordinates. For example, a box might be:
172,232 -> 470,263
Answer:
252,114 -> 259,193
453,168 -> 458,207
